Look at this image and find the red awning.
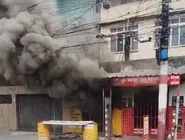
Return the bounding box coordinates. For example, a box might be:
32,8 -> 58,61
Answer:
110,75 -> 180,87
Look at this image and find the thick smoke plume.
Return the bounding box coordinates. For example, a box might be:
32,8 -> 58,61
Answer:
0,0 -> 109,121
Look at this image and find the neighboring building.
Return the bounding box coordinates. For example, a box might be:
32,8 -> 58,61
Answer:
99,0 -> 185,139
0,0 -> 104,132
0,85 -> 62,131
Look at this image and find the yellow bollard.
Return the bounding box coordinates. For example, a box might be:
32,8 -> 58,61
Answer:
37,122 -> 51,140
83,122 -> 98,140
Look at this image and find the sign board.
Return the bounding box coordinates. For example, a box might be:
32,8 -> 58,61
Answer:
112,75 -> 180,87
68,108 -> 82,133
143,116 -> 149,140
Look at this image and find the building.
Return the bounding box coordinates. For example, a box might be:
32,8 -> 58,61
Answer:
0,0 -> 104,132
99,0 -> 185,139
0,85 -> 63,131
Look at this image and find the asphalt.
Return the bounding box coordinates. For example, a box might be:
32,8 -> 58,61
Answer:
0,131 -> 37,140
0,131 -> 144,140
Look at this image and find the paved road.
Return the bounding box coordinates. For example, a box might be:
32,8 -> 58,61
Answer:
0,131 -> 37,140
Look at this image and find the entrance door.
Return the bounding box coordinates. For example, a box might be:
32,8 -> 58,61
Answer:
134,90 -> 158,133
17,94 -> 52,131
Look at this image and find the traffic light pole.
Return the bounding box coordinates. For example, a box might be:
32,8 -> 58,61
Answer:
157,0 -> 170,140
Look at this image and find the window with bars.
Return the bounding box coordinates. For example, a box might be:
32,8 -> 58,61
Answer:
110,25 -> 138,52
155,17 -> 185,48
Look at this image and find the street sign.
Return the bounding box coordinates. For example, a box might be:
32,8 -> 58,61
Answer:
143,116 -> 149,140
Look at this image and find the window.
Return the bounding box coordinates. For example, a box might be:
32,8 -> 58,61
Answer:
110,25 -> 138,52
170,17 -> 185,47
0,95 -> 12,104
155,17 -> 185,48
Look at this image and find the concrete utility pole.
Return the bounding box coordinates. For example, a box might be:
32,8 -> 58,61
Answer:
157,0 -> 170,140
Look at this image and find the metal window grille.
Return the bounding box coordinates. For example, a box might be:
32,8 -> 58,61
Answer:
134,92 -> 158,129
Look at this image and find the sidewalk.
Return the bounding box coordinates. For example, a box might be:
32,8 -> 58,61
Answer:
0,131 -> 37,140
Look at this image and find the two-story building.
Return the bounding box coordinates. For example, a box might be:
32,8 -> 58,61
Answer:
99,0 -> 185,139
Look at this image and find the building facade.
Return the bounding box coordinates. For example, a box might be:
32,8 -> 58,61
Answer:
0,0 -> 105,132
99,0 -> 185,139
0,86 -> 63,131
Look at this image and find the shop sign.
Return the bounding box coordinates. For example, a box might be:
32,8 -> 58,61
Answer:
112,75 -> 180,87
143,116 -> 149,140
68,108 -> 82,132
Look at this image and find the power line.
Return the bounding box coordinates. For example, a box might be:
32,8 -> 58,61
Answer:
49,8 -> 92,25
50,2 -> 95,16
52,2 -> 162,36
51,2 -> 185,38
51,4 -> 96,37
54,28 -> 185,55
11,1 -> 94,11
27,0 -> 49,10
53,11 -> 160,38
48,1 -> 162,28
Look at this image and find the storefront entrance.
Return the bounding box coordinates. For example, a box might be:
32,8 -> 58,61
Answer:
112,87 -> 158,136
111,75 -> 180,138
134,87 -> 158,135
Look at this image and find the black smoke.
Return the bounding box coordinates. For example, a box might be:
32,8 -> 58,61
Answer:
0,0 -> 109,122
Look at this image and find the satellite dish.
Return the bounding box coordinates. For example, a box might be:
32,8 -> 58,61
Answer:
103,3 -> 110,9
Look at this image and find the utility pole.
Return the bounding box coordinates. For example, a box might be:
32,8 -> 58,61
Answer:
157,0 -> 170,140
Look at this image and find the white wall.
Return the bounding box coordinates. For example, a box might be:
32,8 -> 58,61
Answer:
100,0 -> 185,62
101,18 -> 185,62
101,0 -> 185,23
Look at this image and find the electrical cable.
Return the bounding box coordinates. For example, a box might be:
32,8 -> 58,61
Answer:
55,29 -> 185,55
51,4 -> 96,37
52,2 -> 162,37
50,2 -> 95,16
56,22 -> 185,53
53,14 -> 159,38
49,1 -> 185,50
11,1 -> 94,11
49,9 -> 92,24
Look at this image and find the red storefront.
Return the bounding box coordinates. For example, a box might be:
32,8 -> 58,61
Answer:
110,74 -> 182,138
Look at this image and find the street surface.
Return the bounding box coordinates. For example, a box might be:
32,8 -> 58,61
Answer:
0,131 -> 145,140
0,131 -> 37,140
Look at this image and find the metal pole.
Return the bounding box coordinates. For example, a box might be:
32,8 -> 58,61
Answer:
109,88 -> 112,139
157,0 -> 170,139
104,96 -> 111,140
174,84 -> 180,140
102,88 -> 105,134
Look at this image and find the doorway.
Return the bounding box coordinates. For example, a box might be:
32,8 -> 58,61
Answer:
134,87 -> 158,130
